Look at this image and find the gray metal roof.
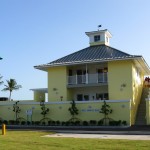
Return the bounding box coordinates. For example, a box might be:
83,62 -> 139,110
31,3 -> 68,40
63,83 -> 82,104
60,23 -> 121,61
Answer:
35,45 -> 140,69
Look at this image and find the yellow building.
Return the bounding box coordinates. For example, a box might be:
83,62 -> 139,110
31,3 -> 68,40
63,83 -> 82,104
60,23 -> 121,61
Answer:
33,29 -> 150,126
0,29 -> 150,126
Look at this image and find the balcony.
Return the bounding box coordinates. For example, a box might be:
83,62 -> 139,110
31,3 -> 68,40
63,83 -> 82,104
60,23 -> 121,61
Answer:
67,73 -> 108,87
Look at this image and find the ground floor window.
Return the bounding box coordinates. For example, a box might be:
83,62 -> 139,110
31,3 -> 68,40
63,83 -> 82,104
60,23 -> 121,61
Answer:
77,94 -> 83,101
77,94 -> 89,101
84,95 -> 89,101
96,93 -> 108,100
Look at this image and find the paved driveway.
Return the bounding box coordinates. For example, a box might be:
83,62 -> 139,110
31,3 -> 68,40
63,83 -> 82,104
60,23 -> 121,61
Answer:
43,133 -> 150,140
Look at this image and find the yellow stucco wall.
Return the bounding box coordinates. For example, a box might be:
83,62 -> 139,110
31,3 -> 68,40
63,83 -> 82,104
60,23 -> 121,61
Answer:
67,89 -> 73,101
34,91 -> 45,102
48,66 -> 68,102
108,60 -> 133,100
0,100 -> 130,125
108,60 -> 144,125
131,64 -> 144,124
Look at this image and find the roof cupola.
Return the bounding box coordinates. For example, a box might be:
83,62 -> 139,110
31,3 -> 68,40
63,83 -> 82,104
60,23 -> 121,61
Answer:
85,29 -> 112,46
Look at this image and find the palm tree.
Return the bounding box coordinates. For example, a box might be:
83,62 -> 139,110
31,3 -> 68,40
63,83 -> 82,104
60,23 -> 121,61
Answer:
0,75 -> 3,85
2,79 -> 22,101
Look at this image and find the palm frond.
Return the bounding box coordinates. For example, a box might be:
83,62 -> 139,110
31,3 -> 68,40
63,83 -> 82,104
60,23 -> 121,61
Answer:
2,78 -> 22,100
0,75 -> 3,85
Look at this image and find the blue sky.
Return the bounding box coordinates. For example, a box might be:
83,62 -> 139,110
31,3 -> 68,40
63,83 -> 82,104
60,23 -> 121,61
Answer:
0,0 -> 150,100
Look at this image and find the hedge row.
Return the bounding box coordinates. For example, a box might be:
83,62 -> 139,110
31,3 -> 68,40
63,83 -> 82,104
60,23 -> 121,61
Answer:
0,119 -> 127,126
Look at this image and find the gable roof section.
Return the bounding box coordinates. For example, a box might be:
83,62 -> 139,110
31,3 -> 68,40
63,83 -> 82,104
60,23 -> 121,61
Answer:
35,45 -> 140,69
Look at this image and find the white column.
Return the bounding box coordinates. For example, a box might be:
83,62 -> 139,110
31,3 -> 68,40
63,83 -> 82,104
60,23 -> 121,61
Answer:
86,64 -> 88,84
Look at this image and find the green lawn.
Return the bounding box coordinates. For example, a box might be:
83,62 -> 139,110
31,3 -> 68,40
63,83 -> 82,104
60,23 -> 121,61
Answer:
0,131 -> 150,150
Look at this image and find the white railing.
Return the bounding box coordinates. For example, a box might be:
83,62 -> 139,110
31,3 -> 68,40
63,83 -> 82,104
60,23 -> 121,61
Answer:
68,73 -> 107,85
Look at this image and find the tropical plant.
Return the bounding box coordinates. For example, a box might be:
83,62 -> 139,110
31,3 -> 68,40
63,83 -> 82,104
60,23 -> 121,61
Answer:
99,100 -> 112,125
68,100 -> 80,122
40,101 -> 51,125
13,101 -> 21,121
2,79 -> 22,101
0,75 -> 3,85
40,101 -> 49,118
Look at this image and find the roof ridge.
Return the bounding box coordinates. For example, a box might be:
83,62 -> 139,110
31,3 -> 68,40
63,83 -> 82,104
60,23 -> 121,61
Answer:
104,45 -> 131,56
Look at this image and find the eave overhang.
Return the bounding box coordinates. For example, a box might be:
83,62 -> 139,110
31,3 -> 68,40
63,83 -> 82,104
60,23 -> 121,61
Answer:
34,56 -> 150,75
85,29 -> 112,38
133,57 -> 150,75
30,88 -> 48,93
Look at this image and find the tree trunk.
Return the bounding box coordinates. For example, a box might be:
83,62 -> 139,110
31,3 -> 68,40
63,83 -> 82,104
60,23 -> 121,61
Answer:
9,92 -> 12,101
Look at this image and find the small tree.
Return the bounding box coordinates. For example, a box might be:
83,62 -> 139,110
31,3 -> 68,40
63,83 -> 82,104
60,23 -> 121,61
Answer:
40,102 -> 49,118
13,101 -> 21,121
100,100 -> 112,125
68,100 -> 79,122
2,79 -> 22,101
40,101 -> 51,125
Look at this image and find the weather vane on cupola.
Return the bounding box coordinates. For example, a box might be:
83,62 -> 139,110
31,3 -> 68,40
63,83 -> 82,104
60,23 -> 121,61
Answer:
98,25 -> 102,30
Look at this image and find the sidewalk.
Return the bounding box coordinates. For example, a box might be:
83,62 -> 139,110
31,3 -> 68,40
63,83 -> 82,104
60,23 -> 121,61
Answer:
43,133 -> 150,140
43,129 -> 150,140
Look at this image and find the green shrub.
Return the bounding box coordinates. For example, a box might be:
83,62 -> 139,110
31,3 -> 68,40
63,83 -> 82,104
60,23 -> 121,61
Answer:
89,120 -> 97,126
3,120 -> 8,125
61,121 -> 66,126
31,121 -> 35,125
27,121 -> 31,125
98,120 -> 103,126
35,121 -> 40,125
42,122 -> 46,126
16,120 -> 20,125
109,121 -> 116,126
109,120 -> 122,126
117,120 -> 122,126
0,120 -> 2,125
48,121 -> 52,125
75,121 -> 80,126
9,120 -> 15,125
21,121 -> 26,125
51,121 -> 56,126
65,121 -> 70,126
83,121 -> 88,126
122,120 -> 127,126
56,121 -> 60,126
